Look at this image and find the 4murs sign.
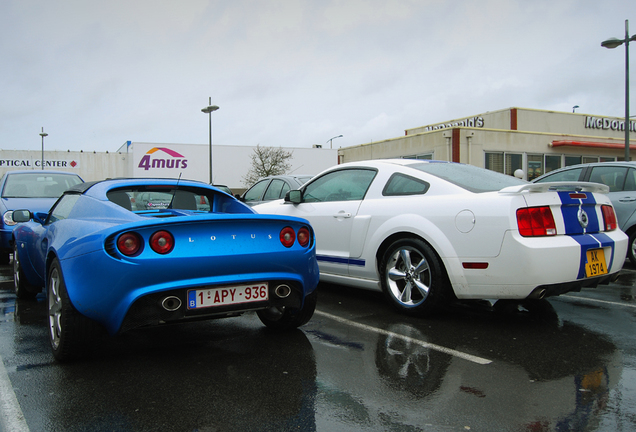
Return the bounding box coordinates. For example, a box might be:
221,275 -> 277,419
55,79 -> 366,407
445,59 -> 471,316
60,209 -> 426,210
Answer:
137,147 -> 188,171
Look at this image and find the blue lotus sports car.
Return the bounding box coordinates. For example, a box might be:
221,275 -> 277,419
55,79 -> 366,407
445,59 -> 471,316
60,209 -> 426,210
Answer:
12,178 -> 319,361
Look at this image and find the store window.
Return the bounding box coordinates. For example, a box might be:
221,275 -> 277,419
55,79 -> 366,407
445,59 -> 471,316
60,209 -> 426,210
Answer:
527,155 -> 543,181
485,152 -> 523,176
545,155 -> 561,174
583,156 -> 599,164
565,156 -> 582,166
505,153 -> 523,176
402,154 -> 433,160
485,153 -> 504,173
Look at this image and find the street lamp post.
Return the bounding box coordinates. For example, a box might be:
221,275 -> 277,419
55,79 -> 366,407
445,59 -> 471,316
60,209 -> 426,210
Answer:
601,19 -> 636,161
39,127 -> 48,170
201,98 -> 219,184
327,134 -> 343,149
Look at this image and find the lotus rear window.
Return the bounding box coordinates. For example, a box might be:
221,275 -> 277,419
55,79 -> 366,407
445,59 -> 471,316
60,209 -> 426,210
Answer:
106,186 -> 250,214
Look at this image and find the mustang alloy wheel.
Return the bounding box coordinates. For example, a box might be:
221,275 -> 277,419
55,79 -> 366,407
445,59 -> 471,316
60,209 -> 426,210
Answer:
380,238 -> 448,316
13,243 -> 38,300
257,290 -> 318,330
628,231 -> 636,266
48,259 -> 101,361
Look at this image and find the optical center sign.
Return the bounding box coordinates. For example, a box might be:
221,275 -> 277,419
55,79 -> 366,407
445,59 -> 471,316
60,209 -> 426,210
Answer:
0,159 -> 79,168
133,144 -> 208,182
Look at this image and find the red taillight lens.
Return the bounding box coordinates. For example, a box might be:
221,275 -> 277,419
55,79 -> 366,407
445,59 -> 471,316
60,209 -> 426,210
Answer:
117,232 -> 143,256
297,227 -> 310,247
517,206 -> 557,237
601,205 -> 618,231
150,230 -> 174,254
280,227 -> 295,248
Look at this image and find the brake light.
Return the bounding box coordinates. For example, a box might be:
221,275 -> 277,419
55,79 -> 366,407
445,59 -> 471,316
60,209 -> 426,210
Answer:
280,227 -> 296,248
117,232 -> 143,256
150,230 -> 175,254
601,205 -> 618,231
516,206 -> 557,237
297,227 -> 310,247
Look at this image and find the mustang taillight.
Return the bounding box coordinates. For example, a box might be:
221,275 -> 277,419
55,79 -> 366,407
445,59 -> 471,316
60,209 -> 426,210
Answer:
150,230 -> 175,254
516,206 -> 557,237
117,232 -> 143,256
280,227 -> 296,248
601,205 -> 618,231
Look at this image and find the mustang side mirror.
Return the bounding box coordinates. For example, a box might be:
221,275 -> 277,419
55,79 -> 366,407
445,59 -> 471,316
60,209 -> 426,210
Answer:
12,210 -> 32,223
286,190 -> 303,204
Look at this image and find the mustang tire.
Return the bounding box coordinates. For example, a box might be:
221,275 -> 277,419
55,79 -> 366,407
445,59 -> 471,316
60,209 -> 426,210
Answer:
628,231 -> 636,266
257,290 -> 318,330
380,238 -> 449,316
48,259 -> 101,361
13,243 -> 39,300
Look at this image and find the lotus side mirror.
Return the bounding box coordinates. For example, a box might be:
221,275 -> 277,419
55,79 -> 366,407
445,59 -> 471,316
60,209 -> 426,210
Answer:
12,210 -> 32,223
286,190 -> 303,204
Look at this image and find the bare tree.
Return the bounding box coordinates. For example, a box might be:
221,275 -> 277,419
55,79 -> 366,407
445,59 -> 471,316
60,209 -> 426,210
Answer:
242,145 -> 293,186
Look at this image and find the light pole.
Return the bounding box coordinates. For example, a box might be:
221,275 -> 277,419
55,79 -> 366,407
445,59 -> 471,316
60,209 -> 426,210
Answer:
201,98 -> 219,184
327,134 -> 343,149
572,105 -> 579,113
601,19 -> 636,161
39,127 -> 48,170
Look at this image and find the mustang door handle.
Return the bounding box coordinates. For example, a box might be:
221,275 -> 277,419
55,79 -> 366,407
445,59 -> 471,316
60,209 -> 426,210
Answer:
333,211 -> 352,218
619,196 -> 636,202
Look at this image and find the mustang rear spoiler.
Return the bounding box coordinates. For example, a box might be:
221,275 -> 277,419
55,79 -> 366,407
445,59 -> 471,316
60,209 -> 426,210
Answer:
499,181 -> 610,194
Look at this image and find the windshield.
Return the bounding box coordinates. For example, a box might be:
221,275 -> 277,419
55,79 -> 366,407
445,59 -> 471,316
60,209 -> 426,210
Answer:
409,162 -> 527,193
2,173 -> 83,198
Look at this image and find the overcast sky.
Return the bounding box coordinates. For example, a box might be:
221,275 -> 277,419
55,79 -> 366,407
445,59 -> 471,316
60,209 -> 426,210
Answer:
1,0 -> 634,153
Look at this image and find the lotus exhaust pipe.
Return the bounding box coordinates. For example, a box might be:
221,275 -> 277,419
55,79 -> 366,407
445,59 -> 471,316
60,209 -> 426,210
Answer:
274,284 -> 291,298
162,296 -> 182,311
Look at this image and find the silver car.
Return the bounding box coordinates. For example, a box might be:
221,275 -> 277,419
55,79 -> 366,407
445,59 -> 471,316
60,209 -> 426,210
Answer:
533,161 -> 636,264
241,175 -> 312,206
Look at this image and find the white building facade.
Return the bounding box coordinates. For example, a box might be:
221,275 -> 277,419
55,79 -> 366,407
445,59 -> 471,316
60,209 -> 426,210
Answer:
0,143 -> 338,192
338,107 -> 636,181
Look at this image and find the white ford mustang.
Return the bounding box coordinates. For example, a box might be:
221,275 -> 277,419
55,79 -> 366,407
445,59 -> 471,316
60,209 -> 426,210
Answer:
254,159 -> 628,315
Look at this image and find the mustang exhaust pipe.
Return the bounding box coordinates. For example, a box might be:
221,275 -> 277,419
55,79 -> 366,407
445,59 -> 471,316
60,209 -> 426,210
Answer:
161,296 -> 182,311
274,284 -> 291,298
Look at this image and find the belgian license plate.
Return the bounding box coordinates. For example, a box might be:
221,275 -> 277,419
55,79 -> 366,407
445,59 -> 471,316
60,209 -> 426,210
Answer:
187,283 -> 268,309
585,249 -> 607,277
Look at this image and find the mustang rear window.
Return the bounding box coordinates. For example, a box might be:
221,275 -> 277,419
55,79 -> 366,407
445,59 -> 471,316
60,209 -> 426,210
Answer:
410,162 -> 526,193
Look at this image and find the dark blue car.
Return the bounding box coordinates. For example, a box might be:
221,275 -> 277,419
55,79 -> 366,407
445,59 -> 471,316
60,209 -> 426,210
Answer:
0,170 -> 84,263
12,178 -> 319,361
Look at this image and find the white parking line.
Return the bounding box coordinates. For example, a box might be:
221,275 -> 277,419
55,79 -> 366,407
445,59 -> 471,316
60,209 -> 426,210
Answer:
0,353 -> 29,432
560,295 -> 636,309
314,310 -> 492,365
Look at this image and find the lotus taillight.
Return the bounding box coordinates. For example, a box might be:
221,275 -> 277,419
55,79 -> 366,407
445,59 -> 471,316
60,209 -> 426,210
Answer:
601,205 -> 618,231
297,227 -> 310,247
117,232 -> 143,256
150,230 -> 175,254
280,227 -> 296,248
516,206 -> 557,237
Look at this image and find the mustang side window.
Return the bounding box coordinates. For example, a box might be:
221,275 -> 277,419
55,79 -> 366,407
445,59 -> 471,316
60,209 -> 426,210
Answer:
383,173 -> 430,196
303,169 -> 376,202
47,194 -> 80,224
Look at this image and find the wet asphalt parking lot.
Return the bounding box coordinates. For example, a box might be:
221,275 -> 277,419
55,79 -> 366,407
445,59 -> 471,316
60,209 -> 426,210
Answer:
1,260 -> 635,431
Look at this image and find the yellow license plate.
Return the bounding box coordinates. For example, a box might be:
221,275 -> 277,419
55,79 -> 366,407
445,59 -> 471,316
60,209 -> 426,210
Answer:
585,248 -> 607,277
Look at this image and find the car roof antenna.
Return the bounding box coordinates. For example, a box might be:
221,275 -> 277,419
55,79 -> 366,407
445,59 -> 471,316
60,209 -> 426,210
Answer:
168,172 -> 182,209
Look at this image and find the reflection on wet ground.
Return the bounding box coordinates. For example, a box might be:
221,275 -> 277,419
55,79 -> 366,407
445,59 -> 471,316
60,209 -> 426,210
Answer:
1,262 -> 635,431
